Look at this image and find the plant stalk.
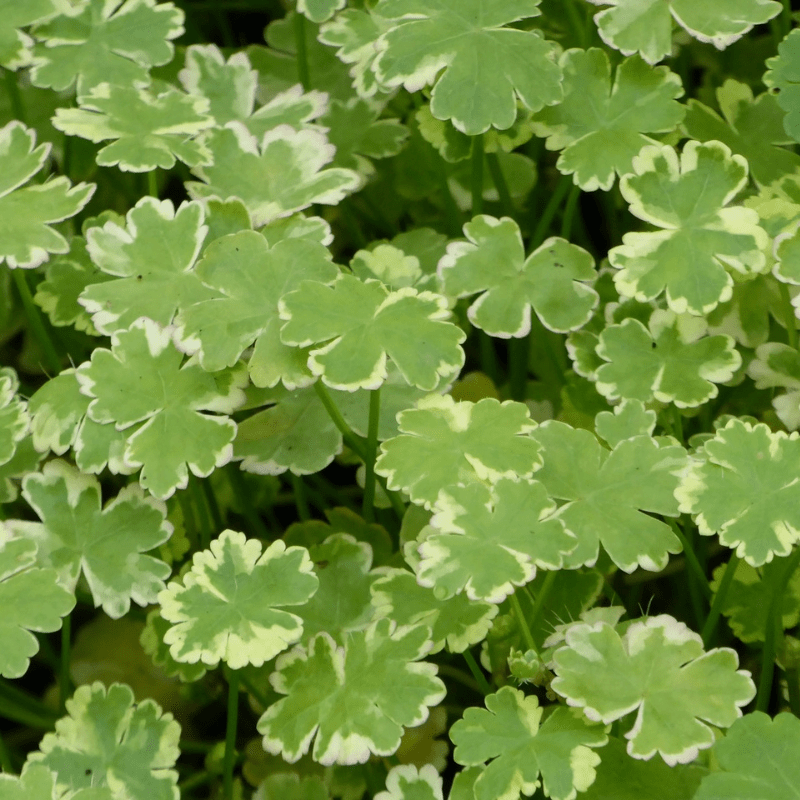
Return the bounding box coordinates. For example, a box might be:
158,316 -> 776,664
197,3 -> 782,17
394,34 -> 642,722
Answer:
12,270 -> 63,376
470,133 -> 484,216
462,649 -> 492,696
362,387 -> 381,522
702,553 -> 739,647
223,667 -> 240,800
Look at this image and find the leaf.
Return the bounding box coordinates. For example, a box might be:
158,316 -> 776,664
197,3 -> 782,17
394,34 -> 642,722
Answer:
413,479 -> 576,603
298,0 -> 346,24
253,772 -> 330,800
279,274 -> 465,391
530,49 -> 685,191
173,230 -> 337,386
75,318 -> 247,499
438,216 -> 597,336
52,82 -> 213,172
140,608 -> 208,683
551,615 -> 755,764
0,0 -> 68,69
693,711 -> 800,800
0,534 -> 75,679
30,0 -> 184,94
372,0 -> 562,135
375,394 -> 542,509
594,399 -> 657,448
375,765 -> 443,800
5,460 -> 172,618
0,367 -> 28,466
748,342 -> 800,430
26,681 -> 181,800
594,311 -> 741,408
187,123 -> 361,227
764,28 -> 800,144
710,557 -> 800,644
586,0 -> 782,65
257,619 -> 446,765
682,79 -> 800,187
371,567 -> 498,654
676,418 -> 800,566
609,140 -> 768,315
0,121 -> 95,269
0,763 -> 103,800
450,687 -> 607,800
80,197 -> 212,334
158,529 -> 319,668
531,421 -> 686,572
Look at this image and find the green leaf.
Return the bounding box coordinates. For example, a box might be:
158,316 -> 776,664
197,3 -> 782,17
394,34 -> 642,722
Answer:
26,682 -> 181,800
450,687 -> 607,800
174,230 -> 337,386
158,529 -> 319,668
253,772 -> 330,800
413,479 -> 575,603
0,367 -> 28,466
682,79 -> 800,187
375,765 -> 443,800
676,418 -> 800,566
75,318 -> 247,499
52,82 -> 213,172
764,28 -> 800,144
375,394 -> 542,509
0,121 -> 95,269
279,274 -> 465,391
587,0 -> 781,65
257,619 -> 446,765
594,399 -> 656,448
80,197 -> 212,334
551,615 -> 756,764
693,711 -> 800,800
0,763 -> 107,800
531,421 -> 686,572
140,608 -> 208,683
594,311 -> 741,408
609,140 -> 768,315
6,460 -> 172,618
187,124 -> 361,228
0,534 -> 75,679
372,0 -> 562,135
299,0 -> 346,24
530,49 -> 685,191
0,0 -> 68,69
371,567 -> 498,654
30,0 -> 184,95
748,342 -> 800,430
439,216 -> 597,336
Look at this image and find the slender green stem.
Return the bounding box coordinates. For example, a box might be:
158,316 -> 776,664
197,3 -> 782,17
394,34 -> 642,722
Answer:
0,731 -> 13,773
3,68 -> 25,124
177,488 -> 198,545
178,770 -> 216,794
786,667 -> 800,717
225,465 -> 270,538
362,387 -> 381,523
479,333 -> 501,385
436,161 -> 464,237
201,478 -> 224,532
148,170 -> 158,198
306,473 -> 359,512
531,174 -> 572,246
290,473 -> 311,520
12,270 -> 62,376
293,11 -> 311,91
486,151 -> 513,216
435,663 -> 481,693
59,615 -> 71,716
702,554 -> 739,647
189,474 -> 212,550
239,671 -> 270,710
510,591 -> 537,654
462,649 -> 492,696
778,281 -> 799,350
508,335 -> 530,401
223,667 -> 240,800
560,184 -> 581,240
758,546 -> 800,712
666,520 -> 712,600
528,571 -> 558,634
564,0 -> 588,47
0,681 -> 57,729
470,133 -> 484,216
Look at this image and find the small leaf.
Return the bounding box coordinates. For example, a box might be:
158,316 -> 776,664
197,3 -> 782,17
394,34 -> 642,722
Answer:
375,764 -> 443,800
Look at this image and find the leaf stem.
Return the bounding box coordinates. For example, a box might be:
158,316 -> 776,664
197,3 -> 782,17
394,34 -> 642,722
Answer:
362,387 -> 381,522
470,133 -> 484,216
293,11 -> 311,91
508,335 -> 529,401
702,553 -> 739,648
777,281 -> 798,350
290,473 -> 312,520
202,478 -> 224,532
510,590 -> 537,654
59,615 -> 71,716
528,570 -> 558,634
560,184 -> 581,240
239,671 -> 270,710
11,269 -> 63,376
758,546 -> 800,712
0,680 -> 57,730
462,649 -> 492,696
225,465 -> 270,538
189,473 -> 212,550
486,151 -> 513,216
0,731 -> 13,773
531,174 -> 572,247
148,169 -> 159,198
666,519 -> 711,600
223,667 -> 239,800
786,667 -> 800,717
3,68 -> 25,125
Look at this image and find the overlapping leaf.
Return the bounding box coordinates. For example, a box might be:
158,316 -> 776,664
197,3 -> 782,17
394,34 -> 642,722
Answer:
0,0 -> 68,69
375,394 -> 542,509
258,618 -> 446,765
676,419 -> 800,565
530,49 -> 685,191
0,367 -> 28,466
438,216 -> 597,336
30,0 -> 184,94
4,460 -> 172,618
0,121 -> 95,269
52,82 -> 213,172
158,529 -> 318,668
75,318 -> 247,499
372,0 -> 562,135
451,687 -> 607,800
609,140 -> 768,315
279,274 -> 465,391
298,0 -> 345,23
375,765 -> 443,800
551,615 -> 755,764
764,28 -> 800,144
747,342 -> 800,429
531,421 -> 686,572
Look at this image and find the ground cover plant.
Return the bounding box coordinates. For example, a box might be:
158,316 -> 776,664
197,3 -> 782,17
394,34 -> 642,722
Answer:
4,0 -> 800,797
